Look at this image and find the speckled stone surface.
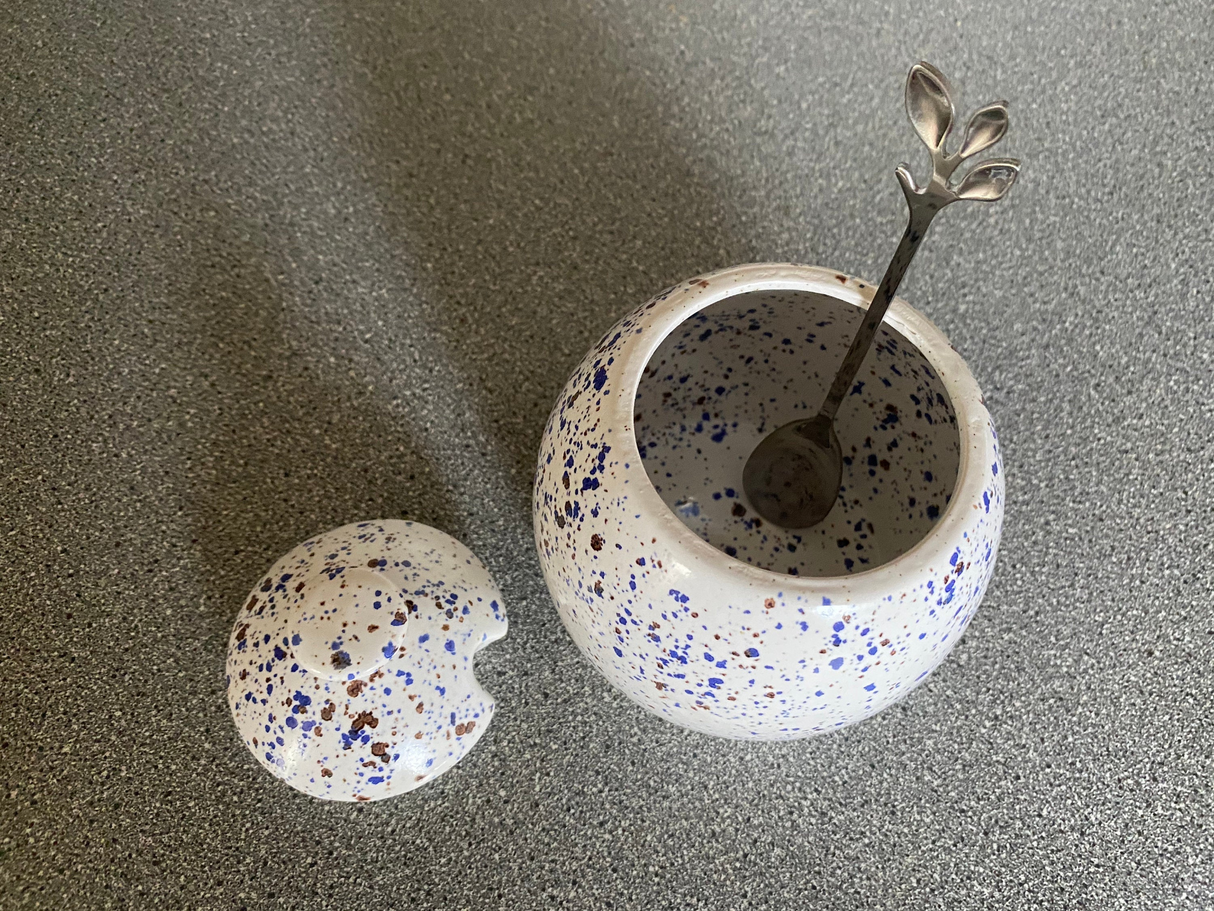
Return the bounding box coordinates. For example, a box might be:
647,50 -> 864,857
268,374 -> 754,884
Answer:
2,1 -> 1211,908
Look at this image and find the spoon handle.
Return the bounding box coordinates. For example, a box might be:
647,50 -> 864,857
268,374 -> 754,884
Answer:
817,207 -> 934,424
816,62 -> 1020,427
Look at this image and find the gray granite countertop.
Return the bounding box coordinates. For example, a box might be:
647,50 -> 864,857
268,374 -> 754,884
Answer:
3,1 -> 1212,908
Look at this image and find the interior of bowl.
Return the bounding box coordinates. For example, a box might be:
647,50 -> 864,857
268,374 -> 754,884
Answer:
633,288 -> 962,578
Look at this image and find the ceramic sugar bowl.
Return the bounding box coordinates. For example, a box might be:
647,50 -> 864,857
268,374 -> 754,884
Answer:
533,263 -> 1004,739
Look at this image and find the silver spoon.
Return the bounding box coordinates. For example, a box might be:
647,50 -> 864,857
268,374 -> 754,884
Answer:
742,61 -> 1020,530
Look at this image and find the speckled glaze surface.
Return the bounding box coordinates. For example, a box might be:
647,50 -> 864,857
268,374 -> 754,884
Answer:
533,263 -> 1004,739
226,520 -> 507,800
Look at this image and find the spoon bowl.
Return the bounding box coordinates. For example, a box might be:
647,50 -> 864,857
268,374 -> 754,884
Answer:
742,413 -> 841,528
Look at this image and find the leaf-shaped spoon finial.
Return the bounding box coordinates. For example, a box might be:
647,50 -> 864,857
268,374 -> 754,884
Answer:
902,61 -> 1021,209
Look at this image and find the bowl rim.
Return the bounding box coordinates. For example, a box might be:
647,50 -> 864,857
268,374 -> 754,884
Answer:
615,262 -> 995,595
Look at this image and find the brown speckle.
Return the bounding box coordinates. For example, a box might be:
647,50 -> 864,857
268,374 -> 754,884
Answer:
590,534 -> 604,551
732,502 -> 746,517
371,742 -> 388,756
321,768 -> 333,778
764,598 -> 775,609
346,680 -> 365,697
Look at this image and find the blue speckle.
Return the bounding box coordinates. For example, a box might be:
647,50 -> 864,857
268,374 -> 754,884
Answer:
744,647 -> 759,658
593,366 -> 608,390
829,657 -> 845,670
444,639 -> 456,654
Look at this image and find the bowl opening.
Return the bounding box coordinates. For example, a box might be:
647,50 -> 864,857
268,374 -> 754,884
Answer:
633,288 -> 961,578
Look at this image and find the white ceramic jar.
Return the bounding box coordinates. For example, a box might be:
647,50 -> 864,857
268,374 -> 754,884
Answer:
533,264 -> 1004,739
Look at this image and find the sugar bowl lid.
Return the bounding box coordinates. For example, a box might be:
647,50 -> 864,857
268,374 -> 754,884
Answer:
226,520 -> 507,800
